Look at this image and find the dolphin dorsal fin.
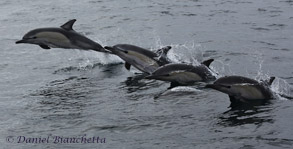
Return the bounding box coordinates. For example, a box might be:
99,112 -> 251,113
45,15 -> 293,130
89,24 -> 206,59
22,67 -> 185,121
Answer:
265,77 -> 276,86
155,46 -> 172,56
201,59 -> 214,68
60,19 -> 76,31
155,46 -> 172,62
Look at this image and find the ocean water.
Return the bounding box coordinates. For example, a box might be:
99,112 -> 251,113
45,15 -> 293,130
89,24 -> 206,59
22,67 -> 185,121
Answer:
1,0 -> 293,148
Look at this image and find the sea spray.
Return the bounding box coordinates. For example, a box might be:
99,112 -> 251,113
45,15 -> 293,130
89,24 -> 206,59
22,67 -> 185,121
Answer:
271,77 -> 293,100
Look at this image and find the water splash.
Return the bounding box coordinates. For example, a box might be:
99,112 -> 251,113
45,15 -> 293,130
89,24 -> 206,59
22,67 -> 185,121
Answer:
75,50 -> 122,69
152,39 -> 204,65
250,49 -> 271,82
151,38 -> 224,79
271,77 -> 293,100
157,86 -> 202,98
209,60 -> 234,77
241,49 -> 293,100
169,43 -> 203,65
167,86 -> 202,92
244,49 -> 293,99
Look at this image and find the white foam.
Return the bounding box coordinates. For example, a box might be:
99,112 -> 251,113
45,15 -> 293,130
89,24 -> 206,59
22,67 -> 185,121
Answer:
169,86 -> 202,92
76,50 -> 123,68
271,77 -> 293,100
161,86 -> 202,96
151,39 -> 204,65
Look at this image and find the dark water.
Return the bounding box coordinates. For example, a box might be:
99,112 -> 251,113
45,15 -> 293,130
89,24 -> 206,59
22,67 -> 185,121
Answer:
1,0 -> 293,148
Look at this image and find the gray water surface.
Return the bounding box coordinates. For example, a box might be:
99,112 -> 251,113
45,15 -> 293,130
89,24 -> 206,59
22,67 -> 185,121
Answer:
1,0 -> 293,148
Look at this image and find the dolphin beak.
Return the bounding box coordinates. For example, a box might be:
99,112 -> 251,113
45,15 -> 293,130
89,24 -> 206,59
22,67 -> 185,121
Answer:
145,74 -> 166,79
145,75 -> 156,79
205,84 -> 216,88
205,84 -> 231,89
15,39 -> 26,44
145,73 -> 171,79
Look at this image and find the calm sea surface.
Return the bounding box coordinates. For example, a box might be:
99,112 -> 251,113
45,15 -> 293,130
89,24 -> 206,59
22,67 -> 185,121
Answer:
0,0 -> 293,148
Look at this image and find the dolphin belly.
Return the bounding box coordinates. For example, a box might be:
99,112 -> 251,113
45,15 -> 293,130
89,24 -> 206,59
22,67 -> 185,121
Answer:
127,51 -> 159,67
155,71 -> 203,84
35,31 -> 77,49
232,85 -> 266,100
118,51 -> 160,73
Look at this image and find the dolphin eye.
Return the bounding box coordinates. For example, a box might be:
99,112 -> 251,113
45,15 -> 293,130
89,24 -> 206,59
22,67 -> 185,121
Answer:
32,36 -> 37,39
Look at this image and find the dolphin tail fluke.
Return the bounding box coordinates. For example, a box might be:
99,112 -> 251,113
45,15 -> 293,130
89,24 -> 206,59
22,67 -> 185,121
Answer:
104,46 -> 113,50
92,46 -> 112,54
104,46 -> 116,53
98,47 -> 113,54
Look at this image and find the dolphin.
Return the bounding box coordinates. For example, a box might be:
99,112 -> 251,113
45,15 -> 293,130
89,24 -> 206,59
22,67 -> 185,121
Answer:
206,76 -> 275,108
16,19 -> 109,53
104,44 -> 172,74
145,59 -> 216,86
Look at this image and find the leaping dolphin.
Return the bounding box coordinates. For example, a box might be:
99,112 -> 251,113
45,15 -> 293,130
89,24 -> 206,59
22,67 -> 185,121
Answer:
145,59 -> 216,87
105,44 -> 172,74
206,76 -> 275,108
16,19 -> 109,53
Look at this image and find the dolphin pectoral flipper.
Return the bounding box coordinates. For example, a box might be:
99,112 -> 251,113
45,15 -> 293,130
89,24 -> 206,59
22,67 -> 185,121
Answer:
125,62 -> 131,70
60,19 -> 76,31
229,95 -> 237,108
229,95 -> 244,108
169,82 -> 181,89
39,45 -> 50,49
229,95 -> 254,109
